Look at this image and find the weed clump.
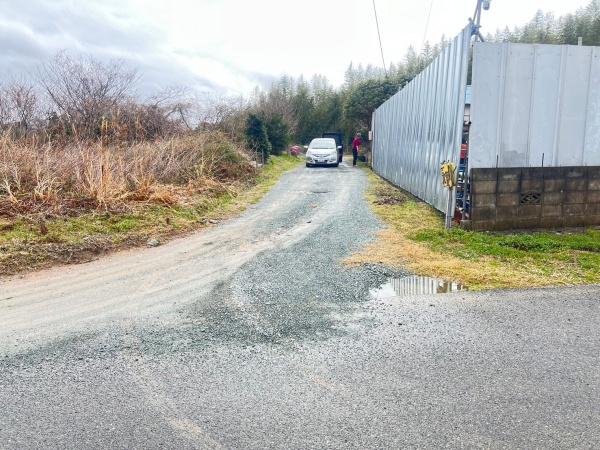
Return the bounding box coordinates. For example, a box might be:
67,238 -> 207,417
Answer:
0,131 -> 256,218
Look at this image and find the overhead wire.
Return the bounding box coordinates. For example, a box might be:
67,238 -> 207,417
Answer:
372,0 -> 388,77
422,0 -> 435,48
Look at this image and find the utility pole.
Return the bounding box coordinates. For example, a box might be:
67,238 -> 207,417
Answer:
471,0 -> 491,41
444,0 -> 491,229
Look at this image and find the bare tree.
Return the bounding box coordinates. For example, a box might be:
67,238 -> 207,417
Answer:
6,82 -> 38,131
1,51 -> 253,144
0,84 -> 9,126
195,93 -> 248,136
38,51 -> 138,139
0,80 -> 40,135
148,86 -> 194,130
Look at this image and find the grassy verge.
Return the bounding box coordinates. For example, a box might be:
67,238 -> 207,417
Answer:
346,169 -> 600,290
0,155 -> 302,277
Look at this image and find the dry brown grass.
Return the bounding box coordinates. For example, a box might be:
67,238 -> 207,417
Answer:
0,131 -> 255,218
0,150 -> 301,277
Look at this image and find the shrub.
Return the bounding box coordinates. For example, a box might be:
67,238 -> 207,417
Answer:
265,115 -> 290,155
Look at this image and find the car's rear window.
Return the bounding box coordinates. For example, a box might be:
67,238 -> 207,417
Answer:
309,139 -> 335,149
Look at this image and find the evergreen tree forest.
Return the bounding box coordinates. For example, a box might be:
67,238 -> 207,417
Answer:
486,0 -> 600,45
240,1 -> 600,155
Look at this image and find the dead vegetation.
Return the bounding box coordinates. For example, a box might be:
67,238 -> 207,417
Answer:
0,131 -> 255,218
0,51 -> 302,277
0,147 -> 299,277
0,52 -> 258,222
372,183 -> 406,206
0,130 -> 257,276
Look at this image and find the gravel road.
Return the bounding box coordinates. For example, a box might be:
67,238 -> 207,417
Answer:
1,161 -> 599,449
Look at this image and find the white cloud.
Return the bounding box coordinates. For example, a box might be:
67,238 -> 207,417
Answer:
0,0 -> 592,95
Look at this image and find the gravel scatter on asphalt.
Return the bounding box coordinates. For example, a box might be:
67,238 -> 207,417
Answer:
119,163 -> 408,352
1,162 -> 599,449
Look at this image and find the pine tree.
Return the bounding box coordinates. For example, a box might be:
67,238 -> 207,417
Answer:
344,62 -> 356,88
245,114 -> 272,162
265,115 -> 289,155
404,46 -> 420,78
560,14 -> 579,44
291,82 -> 316,144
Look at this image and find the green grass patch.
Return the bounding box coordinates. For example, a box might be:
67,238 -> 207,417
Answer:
412,222 -> 600,259
354,169 -> 600,289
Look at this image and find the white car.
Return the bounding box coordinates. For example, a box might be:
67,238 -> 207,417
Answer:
305,138 -> 341,168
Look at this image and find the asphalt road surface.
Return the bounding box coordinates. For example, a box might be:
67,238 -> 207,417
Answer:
1,162 -> 599,449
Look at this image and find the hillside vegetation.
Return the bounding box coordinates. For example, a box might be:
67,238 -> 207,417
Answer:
0,135 -> 299,276
0,53 -> 302,276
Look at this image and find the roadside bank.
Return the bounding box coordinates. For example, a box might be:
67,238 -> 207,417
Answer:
346,168 -> 600,290
0,154 -> 301,277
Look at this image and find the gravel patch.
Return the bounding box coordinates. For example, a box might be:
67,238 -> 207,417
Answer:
1,163 -> 599,448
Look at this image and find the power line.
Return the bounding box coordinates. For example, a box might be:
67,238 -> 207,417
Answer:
372,0 -> 388,76
422,0 -> 435,47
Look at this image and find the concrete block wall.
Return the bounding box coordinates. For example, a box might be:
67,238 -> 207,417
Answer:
468,166 -> 600,231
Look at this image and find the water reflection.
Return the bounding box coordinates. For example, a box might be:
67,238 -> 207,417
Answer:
370,276 -> 466,299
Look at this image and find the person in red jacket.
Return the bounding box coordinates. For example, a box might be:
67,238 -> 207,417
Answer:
351,133 -> 362,166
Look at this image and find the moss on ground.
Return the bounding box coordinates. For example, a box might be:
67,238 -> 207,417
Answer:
346,169 -> 600,290
0,155 -> 302,276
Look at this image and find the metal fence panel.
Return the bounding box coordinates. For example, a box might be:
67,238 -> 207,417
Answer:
372,25 -> 471,213
528,45 -> 562,166
585,46 -> 600,165
470,42 -> 600,168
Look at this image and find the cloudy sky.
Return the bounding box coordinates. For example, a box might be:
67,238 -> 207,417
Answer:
0,0 -> 592,97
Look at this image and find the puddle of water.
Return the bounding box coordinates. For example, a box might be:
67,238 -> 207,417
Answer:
370,275 -> 466,299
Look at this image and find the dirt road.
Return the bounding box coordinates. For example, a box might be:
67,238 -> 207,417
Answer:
1,162 -> 599,448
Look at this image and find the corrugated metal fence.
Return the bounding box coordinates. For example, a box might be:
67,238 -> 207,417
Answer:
372,25 -> 472,213
469,42 -> 600,168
